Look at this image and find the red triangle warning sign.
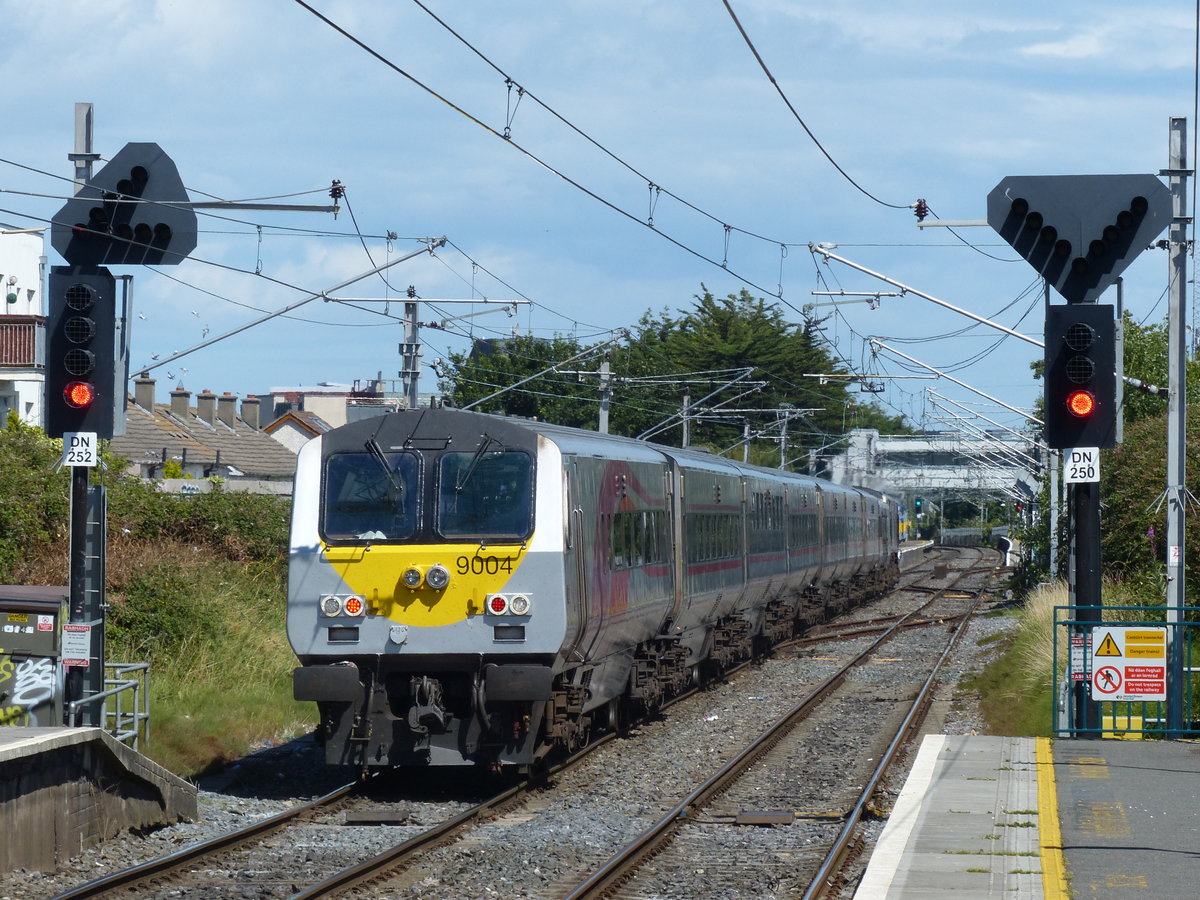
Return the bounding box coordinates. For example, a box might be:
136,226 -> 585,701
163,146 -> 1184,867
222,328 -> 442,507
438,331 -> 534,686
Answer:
1095,633 -> 1122,657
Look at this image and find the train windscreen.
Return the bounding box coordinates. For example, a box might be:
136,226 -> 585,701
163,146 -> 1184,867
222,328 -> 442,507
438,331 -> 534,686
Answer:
321,450 -> 420,541
437,449 -> 533,539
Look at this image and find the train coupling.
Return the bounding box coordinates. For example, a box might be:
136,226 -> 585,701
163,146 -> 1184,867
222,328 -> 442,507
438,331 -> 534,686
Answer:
406,675 -> 450,734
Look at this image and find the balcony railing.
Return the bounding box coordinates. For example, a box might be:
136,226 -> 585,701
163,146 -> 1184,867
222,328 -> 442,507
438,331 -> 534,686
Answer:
0,317 -> 43,368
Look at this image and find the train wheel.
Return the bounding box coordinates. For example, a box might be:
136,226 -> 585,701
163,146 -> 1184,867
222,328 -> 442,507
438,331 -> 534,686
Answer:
604,697 -> 622,735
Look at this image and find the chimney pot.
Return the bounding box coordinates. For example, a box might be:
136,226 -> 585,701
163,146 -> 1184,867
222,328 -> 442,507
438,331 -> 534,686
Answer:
135,376 -> 155,411
170,387 -> 191,420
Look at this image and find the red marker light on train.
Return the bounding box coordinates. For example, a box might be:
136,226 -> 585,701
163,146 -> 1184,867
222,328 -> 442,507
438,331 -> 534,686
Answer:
488,594 -> 508,615
343,596 -> 364,616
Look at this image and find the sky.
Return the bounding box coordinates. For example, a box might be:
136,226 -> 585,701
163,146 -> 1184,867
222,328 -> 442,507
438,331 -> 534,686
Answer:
1,0 -> 1195,441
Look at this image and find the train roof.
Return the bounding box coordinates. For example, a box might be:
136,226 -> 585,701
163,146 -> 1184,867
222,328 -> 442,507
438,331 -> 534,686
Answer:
317,407 -> 893,503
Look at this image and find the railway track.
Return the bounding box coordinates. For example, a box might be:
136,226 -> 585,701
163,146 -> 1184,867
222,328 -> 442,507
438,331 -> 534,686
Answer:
45,546 -> 1003,900
48,782 -> 359,899
560,546 -> 996,900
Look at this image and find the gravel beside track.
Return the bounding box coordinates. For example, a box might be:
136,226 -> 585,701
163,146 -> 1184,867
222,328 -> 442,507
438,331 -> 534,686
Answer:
2,549 -> 1015,900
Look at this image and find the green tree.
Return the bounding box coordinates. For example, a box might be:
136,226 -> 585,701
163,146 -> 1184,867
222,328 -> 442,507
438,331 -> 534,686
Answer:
614,288 -> 907,454
441,332 -> 600,427
0,412 -> 69,581
1100,407 -> 1200,601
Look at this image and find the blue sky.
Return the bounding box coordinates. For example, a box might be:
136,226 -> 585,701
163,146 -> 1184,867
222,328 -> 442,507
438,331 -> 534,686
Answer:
1,1 -> 1194,437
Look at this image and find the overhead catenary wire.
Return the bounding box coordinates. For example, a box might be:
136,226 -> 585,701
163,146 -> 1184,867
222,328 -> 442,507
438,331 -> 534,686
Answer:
290,0 -> 818,307
720,0 -> 910,212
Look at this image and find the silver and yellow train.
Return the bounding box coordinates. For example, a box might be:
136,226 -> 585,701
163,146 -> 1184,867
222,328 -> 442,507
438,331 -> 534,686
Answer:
288,408 -> 899,770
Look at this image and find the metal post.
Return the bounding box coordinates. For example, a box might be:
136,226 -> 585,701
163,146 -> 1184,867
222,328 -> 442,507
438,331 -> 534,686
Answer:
69,102 -> 98,191
1165,116 -> 1189,734
597,356 -> 611,435
1049,449 -> 1060,580
65,471 -> 105,726
401,300 -> 421,409
1072,481 -> 1102,735
681,392 -> 691,448
64,468 -> 88,720
1115,279 -> 1124,445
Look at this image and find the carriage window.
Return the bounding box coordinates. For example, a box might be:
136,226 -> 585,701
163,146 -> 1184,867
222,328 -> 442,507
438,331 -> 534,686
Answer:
322,451 -> 420,541
438,450 -> 533,539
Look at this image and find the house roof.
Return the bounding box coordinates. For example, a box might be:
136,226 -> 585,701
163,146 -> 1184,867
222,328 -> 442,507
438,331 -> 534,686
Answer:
110,399 -> 298,479
263,409 -> 332,438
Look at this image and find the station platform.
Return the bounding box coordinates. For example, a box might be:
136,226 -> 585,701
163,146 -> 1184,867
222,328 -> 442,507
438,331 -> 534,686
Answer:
854,733 -> 1200,899
0,726 -> 196,873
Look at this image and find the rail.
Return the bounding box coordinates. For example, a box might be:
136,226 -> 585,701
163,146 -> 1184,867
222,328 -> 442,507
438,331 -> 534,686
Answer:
47,782 -> 358,900
67,662 -> 150,750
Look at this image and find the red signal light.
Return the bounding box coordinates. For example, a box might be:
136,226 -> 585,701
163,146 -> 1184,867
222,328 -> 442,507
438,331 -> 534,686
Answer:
1066,389 -> 1096,417
63,381 -> 96,409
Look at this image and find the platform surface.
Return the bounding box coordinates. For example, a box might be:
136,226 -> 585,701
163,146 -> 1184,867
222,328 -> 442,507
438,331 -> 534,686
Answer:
855,734 -> 1200,899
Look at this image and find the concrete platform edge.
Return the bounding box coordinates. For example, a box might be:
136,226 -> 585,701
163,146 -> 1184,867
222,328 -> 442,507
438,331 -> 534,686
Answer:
0,727 -> 197,873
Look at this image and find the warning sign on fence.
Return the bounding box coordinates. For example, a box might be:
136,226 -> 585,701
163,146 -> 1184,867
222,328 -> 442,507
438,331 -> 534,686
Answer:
1090,626 -> 1167,702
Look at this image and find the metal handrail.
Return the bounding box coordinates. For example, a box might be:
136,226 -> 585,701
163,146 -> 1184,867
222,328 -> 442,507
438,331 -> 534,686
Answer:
67,662 -> 150,750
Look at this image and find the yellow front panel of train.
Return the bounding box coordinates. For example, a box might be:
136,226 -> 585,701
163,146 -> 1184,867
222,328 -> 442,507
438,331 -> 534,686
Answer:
323,542 -> 530,626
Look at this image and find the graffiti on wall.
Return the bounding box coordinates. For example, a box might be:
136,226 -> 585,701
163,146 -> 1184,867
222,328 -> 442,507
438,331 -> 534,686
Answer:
0,656 -> 56,726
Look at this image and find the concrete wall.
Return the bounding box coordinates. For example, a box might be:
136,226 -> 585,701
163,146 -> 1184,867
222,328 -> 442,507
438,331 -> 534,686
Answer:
158,478 -> 292,496
0,727 -> 196,873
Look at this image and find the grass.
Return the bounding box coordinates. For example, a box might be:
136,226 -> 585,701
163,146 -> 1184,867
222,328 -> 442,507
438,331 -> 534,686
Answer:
961,582 -> 1065,737
104,540 -> 316,776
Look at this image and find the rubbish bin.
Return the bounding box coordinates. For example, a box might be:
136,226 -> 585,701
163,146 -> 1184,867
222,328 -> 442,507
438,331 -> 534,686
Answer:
0,586 -> 67,727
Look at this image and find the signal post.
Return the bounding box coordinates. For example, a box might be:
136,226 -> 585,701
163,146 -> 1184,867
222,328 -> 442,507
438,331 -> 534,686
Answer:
48,116 -> 197,724
987,173 -> 1172,736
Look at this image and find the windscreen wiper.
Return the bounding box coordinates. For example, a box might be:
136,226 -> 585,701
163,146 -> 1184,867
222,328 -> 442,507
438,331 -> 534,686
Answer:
455,434 -> 499,494
364,438 -> 404,495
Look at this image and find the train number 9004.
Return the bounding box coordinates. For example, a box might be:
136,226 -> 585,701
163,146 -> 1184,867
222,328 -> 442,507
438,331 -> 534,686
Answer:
456,555 -> 516,576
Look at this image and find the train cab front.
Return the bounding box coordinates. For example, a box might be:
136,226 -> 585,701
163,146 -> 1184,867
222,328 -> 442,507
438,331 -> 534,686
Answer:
287,409 -> 568,770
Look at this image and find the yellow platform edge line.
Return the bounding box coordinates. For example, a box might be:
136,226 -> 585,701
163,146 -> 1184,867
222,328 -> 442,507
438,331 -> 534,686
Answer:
1036,736 -> 1070,899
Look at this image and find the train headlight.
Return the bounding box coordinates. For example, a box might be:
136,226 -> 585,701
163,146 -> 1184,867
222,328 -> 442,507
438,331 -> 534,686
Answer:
320,595 -> 343,617
508,594 -> 531,616
426,564 -> 451,590
402,567 -> 424,589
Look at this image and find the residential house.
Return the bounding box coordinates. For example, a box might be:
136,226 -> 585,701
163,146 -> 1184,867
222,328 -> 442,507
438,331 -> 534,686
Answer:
109,377 -> 297,494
